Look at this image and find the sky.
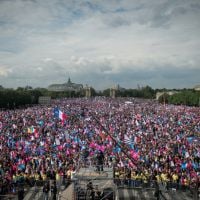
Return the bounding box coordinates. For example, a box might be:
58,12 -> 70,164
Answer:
0,0 -> 200,90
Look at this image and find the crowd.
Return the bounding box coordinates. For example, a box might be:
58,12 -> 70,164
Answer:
0,97 -> 199,198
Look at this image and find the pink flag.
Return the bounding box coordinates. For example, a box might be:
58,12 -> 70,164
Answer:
130,150 -> 139,160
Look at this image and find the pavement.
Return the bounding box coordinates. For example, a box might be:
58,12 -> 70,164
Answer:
116,187 -> 194,200
58,183 -> 74,200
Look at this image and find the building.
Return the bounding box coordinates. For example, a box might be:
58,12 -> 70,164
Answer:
194,84 -> 200,91
38,96 -> 51,104
156,91 -> 178,100
48,78 -> 83,92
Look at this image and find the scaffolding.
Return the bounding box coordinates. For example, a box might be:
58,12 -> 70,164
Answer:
73,165 -> 115,200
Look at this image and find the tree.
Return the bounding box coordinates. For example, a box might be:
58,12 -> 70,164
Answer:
158,93 -> 170,104
141,85 -> 155,99
90,87 -> 96,96
102,89 -> 110,97
167,90 -> 200,106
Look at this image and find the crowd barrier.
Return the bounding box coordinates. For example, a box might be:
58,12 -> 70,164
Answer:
0,177 -> 71,200
0,164 -> 199,200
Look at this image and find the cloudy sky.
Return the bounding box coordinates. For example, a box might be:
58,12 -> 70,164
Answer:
0,0 -> 200,90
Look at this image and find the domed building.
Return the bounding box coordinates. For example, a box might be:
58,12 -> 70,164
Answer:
48,77 -> 83,92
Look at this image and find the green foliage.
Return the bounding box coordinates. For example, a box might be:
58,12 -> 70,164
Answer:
158,90 -> 200,106
102,89 -> 110,97
0,89 -> 32,108
168,90 -> 200,106
0,85 -> 199,108
102,85 -> 156,99
0,88 -> 44,108
140,86 -> 155,99
90,87 -> 96,96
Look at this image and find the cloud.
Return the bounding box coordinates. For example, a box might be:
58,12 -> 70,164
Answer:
0,0 -> 200,89
43,57 -> 53,62
0,66 -> 12,77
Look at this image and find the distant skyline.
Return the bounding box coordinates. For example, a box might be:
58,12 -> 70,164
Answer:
0,0 -> 200,90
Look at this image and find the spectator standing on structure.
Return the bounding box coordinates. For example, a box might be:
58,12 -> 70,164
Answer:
96,151 -> 105,172
154,181 -> 160,200
51,180 -> 57,200
17,184 -> 24,200
43,181 -> 50,200
86,181 -> 95,200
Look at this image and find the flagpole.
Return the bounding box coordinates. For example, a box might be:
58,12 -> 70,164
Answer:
91,113 -> 141,168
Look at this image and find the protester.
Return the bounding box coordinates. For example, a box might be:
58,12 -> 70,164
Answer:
0,97 -> 199,196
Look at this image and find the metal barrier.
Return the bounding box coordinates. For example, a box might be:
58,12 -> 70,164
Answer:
73,163 -> 115,200
71,163 -> 199,200
0,178 -> 72,200
0,164 -> 199,200
0,194 -> 16,200
73,181 -> 114,200
113,178 -> 198,199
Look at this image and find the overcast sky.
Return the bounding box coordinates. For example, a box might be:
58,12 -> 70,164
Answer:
0,0 -> 200,90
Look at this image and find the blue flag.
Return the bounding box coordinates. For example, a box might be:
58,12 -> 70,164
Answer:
54,107 -> 59,118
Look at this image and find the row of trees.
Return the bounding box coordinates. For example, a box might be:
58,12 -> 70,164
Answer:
101,86 -> 155,98
0,88 -> 42,109
0,85 -> 199,108
158,90 -> 200,107
0,86 -> 93,108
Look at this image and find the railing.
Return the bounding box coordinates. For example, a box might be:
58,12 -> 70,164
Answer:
74,183 -> 114,200
0,163 -> 199,200
0,194 -> 16,200
114,177 -> 199,200
72,163 -> 199,200
73,163 -> 114,200
0,177 -> 72,200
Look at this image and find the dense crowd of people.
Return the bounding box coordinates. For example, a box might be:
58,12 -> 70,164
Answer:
0,97 -> 199,198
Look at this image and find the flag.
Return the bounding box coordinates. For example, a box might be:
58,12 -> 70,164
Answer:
124,134 -> 133,145
59,110 -> 67,121
54,107 -> 60,118
54,108 -> 68,122
113,146 -> 121,153
27,126 -> 35,134
119,159 -> 124,167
